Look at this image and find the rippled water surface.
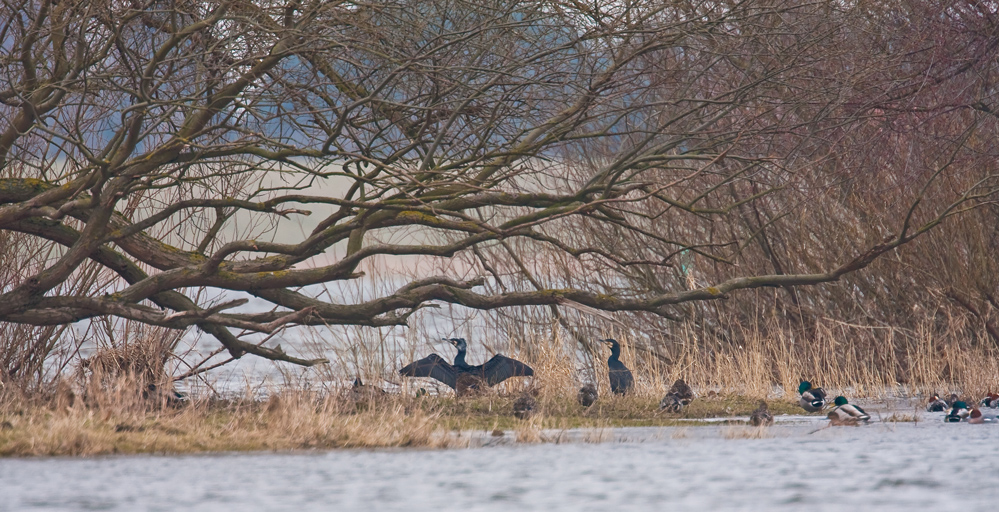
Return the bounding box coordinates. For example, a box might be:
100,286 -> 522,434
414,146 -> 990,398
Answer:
3,413 -> 999,511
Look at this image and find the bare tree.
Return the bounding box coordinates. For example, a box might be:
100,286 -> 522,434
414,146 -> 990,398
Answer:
1,0 -> 997,372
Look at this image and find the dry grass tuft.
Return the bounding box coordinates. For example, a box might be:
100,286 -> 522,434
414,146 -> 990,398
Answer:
582,426 -> 613,443
721,425 -> 773,439
515,423 -> 543,444
883,413 -> 917,423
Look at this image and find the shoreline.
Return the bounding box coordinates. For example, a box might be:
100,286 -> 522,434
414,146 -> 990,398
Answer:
0,393 -> 928,458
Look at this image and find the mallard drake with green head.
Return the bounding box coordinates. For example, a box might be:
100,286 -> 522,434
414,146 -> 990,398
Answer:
798,381 -> 827,412
944,401 -> 970,422
749,400 -> 774,426
926,394 -> 949,412
827,396 -> 870,425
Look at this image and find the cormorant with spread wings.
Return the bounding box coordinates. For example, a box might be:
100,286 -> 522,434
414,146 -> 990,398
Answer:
399,338 -> 534,396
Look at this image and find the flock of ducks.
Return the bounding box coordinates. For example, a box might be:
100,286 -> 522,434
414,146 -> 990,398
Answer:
745,381 -> 871,427
926,392 -> 999,423
795,380 -> 870,425
790,382 -> 999,426
395,336 -> 995,426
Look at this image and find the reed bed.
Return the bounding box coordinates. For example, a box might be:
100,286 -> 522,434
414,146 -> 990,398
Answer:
501,319 -> 999,402
2,314 -> 997,457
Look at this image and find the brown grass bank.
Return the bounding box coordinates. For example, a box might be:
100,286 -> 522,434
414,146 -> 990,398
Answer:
0,383 -> 811,457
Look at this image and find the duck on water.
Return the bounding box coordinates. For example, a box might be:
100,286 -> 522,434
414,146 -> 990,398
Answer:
749,400 -> 774,426
399,338 -> 534,396
827,396 -> 870,426
798,381 -> 827,412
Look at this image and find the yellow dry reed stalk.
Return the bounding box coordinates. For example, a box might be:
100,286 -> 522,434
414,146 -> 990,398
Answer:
721,425 -> 773,439
582,427 -> 613,443
514,420 -> 543,444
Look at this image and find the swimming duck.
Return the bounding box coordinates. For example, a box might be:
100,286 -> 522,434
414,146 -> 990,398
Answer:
827,396 -> 870,425
749,400 -> 774,426
968,406 -> 995,424
926,394 -> 949,412
944,401 -> 970,422
980,393 -> 999,408
798,381 -> 827,413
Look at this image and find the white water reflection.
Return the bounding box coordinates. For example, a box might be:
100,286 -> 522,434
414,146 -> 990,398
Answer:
2,412 -> 998,511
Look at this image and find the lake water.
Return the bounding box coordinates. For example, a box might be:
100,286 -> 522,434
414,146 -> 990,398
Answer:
2,410 -> 998,511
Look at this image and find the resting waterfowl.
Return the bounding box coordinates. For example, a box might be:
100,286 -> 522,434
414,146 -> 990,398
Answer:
399,338 -> 534,396
513,393 -> 537,419
601,339 -> 634,395
827,396 -> 870,425
945,401 -> 970,422
927,394 -> 949,412
577,384 -> 598,407
659,379 -> 695,412
968,406 -> 994,424
798,381 -> 827,412
669,378 -> 695,405
350,377 -> 386,400
659,393 -> 684,412
980,393 -> 999,408
749,400 -> 774,426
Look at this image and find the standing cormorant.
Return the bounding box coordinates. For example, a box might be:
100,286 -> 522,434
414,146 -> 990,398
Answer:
601,338 -> 634,395
399,338 -> 534,396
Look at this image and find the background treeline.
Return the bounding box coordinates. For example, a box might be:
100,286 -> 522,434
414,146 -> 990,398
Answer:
1,0 -> 998,397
